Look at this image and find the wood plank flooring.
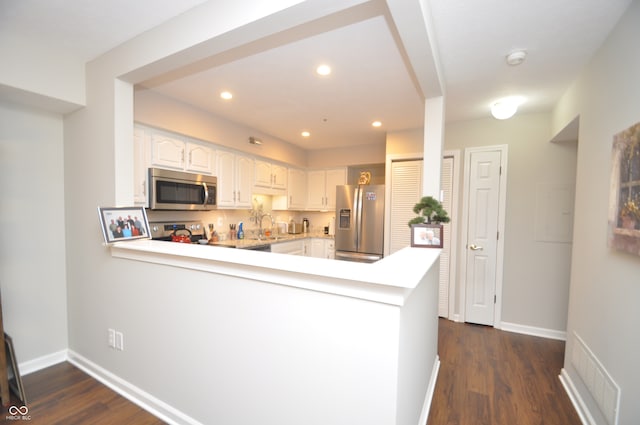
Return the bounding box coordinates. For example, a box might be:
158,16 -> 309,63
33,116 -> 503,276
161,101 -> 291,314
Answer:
2,319 -> 581,424
427,318 -> 582,425
1,362 -> 164,424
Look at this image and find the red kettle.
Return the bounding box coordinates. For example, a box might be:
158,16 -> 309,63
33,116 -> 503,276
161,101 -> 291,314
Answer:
171,228 -> 192,243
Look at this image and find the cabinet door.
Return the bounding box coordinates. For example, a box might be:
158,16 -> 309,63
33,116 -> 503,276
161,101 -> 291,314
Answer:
150,133 -> 184,169
254,159 -> 273,188
133,127 -> 149,206
186,143 -> 213,174
216,150 -> 236,207
288,168 -> 306,209
306,170 -> 327,210
235,155 -> 254,207
326,240 -> 335,259
271,164 -> 288,190
310,239 -> 325,258
324,168 -> 347,210
271,240 -> 304,255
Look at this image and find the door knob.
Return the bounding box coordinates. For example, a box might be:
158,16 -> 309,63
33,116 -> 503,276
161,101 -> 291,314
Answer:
469,244 -> 483,251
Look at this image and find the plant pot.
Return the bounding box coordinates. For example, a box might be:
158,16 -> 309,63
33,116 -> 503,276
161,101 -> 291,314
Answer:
621,216 -> 637,230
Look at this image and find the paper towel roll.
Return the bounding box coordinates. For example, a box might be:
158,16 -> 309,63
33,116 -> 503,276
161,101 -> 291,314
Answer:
328,217 -> 335,235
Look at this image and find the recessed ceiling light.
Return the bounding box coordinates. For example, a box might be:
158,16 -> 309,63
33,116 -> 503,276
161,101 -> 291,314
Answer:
372,121 -> 382,128
301,131 -> 311,137
220,91 -> 233,100
316,65 -> 331,76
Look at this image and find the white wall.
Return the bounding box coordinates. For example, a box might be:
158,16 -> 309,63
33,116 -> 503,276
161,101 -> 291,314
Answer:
445,114 -> 577,333
554,1 -> 640,423
0,101 -> 69,365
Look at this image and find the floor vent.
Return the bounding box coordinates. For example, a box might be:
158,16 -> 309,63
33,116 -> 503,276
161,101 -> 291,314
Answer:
571,332 -> 620,425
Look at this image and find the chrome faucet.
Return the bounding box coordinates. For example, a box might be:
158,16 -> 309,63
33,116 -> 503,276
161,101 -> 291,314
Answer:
258,213 -> 274,239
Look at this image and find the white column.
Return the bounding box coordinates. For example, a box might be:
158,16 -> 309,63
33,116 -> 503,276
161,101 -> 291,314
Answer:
423,96 -> 445,199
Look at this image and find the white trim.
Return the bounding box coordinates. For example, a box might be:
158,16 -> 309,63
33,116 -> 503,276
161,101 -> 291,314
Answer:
459,144 -> 508,325
417,355 -> 440,425
19,349 -> 68,376
500,321 -> 567,340
67,350 -> 202,425
559,368 -> 594,425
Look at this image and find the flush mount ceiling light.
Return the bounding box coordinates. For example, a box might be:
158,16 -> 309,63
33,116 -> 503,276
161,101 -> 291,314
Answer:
316,64 -> 331,76
301,131 -> 311,137
490,97 -> 524,120
372,121 -> 382,128
220,91 -> 233,100
506,50 -> 527,66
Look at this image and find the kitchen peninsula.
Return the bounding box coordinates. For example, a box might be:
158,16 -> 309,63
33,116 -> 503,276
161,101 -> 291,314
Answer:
105,240 -> 440,425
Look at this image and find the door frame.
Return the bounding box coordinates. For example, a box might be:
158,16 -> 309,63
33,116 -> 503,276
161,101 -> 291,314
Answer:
458,145 -> 508,327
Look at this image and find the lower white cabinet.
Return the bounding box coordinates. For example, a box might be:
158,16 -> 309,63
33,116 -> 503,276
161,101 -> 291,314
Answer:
271,240 -> 304,256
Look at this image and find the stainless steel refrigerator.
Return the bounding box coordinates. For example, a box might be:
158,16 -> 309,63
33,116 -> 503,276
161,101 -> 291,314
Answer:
335,184 -> 385,263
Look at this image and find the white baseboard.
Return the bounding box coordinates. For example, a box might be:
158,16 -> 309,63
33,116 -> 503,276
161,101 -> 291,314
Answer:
67,350 -> 202,425
19,349 -> 68,376
500,321 -> 567,340
418,355 -> 440,425
559,368 -> 593,425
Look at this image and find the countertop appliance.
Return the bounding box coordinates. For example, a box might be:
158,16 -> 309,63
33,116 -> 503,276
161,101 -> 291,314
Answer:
149,168 -> 217,210
335,184 -> 385,263
149,220 -> 205,243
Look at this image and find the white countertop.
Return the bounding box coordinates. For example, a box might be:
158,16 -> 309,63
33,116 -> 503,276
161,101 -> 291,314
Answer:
110,239 -> 440,306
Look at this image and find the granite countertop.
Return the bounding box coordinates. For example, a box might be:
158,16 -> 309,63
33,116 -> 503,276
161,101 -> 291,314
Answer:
209,232 -> 334,249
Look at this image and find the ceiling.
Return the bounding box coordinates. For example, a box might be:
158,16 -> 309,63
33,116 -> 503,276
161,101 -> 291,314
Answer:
1,0 -> 632,150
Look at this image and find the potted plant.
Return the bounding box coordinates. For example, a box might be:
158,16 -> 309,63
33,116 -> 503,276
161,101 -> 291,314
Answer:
408,196 -> 450,226
620,196 -> 640,230
408,196 -> 450,248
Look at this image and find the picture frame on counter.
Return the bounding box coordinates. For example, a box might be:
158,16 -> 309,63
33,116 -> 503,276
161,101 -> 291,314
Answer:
410,224 -> 443,248
98,206 -> 151,244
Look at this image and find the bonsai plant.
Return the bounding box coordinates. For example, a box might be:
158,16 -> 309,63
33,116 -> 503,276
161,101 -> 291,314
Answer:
620,196 -> 640,229
408,196 -> 450,226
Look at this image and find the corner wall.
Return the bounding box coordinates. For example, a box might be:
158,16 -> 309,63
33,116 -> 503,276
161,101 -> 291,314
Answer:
0,101 -> 69,367
553,1 -> 640,423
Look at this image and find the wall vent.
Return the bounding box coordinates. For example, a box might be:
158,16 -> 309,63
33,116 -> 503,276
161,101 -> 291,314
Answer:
571,332 -> 620,425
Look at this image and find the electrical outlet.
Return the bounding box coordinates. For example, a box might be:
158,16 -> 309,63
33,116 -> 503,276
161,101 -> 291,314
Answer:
115,331 -> 124,351
108,329 -> 116,348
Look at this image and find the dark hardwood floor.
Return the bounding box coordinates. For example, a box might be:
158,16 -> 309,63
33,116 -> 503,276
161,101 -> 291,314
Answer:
1,362 -> 164,424
427,318 -> 582,425
2,319 -> 581,424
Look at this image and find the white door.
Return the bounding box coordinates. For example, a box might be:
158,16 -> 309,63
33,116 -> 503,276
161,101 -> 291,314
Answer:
388,159 -> 423,254
464,149 -> 503,326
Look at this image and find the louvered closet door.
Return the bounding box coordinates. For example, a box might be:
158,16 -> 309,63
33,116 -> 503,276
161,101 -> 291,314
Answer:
439,156 -> 454,317
389,160 -> 423,254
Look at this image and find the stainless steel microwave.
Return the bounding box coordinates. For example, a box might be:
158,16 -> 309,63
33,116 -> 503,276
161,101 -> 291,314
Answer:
148,168 -> 217,210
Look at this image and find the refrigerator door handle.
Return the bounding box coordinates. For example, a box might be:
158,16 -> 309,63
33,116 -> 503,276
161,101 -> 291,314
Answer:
355,186 -> 364,250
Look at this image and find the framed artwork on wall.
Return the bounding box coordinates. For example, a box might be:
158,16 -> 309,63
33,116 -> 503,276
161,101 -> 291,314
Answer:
608,121 -> 640,256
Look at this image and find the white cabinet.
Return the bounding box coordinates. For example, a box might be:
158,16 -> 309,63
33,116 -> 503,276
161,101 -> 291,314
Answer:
271,239 -> 304,256
306,168 -> 346,210
216,150 -> 253,208
149,130 -> 214,174
133,127 -> 149,206
254,159 -> 287,191
307,238 -> 335,259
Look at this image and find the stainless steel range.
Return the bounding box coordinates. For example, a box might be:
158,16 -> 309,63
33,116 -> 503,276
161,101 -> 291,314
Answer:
149,221 -> 205,243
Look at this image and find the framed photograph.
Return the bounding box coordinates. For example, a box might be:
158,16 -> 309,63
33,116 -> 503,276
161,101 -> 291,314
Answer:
98,206 -> 151,244
4,333 -> 26,404
411,224 -> 443,248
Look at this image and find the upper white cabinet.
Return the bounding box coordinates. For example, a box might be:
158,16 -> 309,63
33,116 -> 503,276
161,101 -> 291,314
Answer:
287,168 -> 307,209
306,168 -> 346,210
254,159 -> 287,191
216,150 -> 253,208
149,130 -> 214,175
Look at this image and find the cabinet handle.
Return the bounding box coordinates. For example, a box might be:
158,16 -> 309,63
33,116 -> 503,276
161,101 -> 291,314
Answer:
289,195 -> 292,204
